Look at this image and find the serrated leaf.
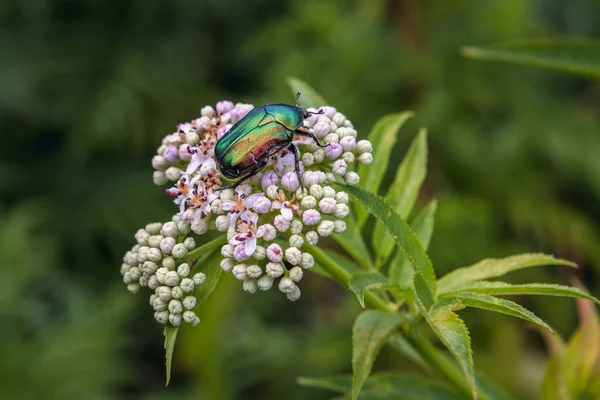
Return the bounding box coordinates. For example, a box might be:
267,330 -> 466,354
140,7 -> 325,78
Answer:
373,129 -> 428,268
337,183 -> 437,297
441,281 -> 600,305
297,375 -> 353,393
355,112 -> 415,227
352,311 -> 404,400
287,76 -> 328,108
349,272 -> 398,308
437,253 -> 576,295
453,292 -> 552,333
390,200 -> 437,287
164,325 -> 178,386
462,38 -> 600,78
331,214 -> 374,269
423,301 -> 477,400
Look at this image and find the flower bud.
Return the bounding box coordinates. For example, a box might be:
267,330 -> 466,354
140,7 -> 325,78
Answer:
290,221 -> 304,236
278,277 -> 296,293
183,296 -> 196,310
191,218 -> 209,235
332,159 -> 347,175
339,136 -> 356,151
319,197 -> 337,214
324,133 -> 339,144
289,266 -> 303,282
165,166 -> 181,181
177,221 -> 191,235
178,144 -> 193,161
135,229 -> 150,245
253,197 -> 271,214
183,237 -> 195,251
216,100 -> 234,114
302,209 -> 321,225
257,275 -> 274,291
153,171 -> 168,185
157,286 -> 172,301
127,283 -> 140,293
305,231 -> 319,245
148,275 -> 160,289
180,278 -> 195,293
211,198 -> 223,215
169,312 -> 183,327
215,215 -> 229,232
219,189 -> 234,201
243,279 -> 258,294
334,203 -> 350,218
274,215 -> 290,232
177,263 -> 190,277
342,151 -> 355,163
356,140 -> 373,154
300,252 -> 315,269
152,155 -> 168,170
286,286 -> 301,301
302,171 -> 320,187
153,297 -> 167,311
171,286 -> 184,299
201,105 -> 215,117
169,299 -> 183,314
257,224 -> 276,241
232,264 -> 248,280
165,271 -> 180,286
253,245 -> 266,260
129,266 -> 142,281
143,261 -> 158,275
344,171 -> 360,186
246,264 -> 262,279
325,143 -> 343,159
162,257 -> 176,270
300,195 -> 317,210
265,185 -> 279,200
147,248 -> 163,262
281,172 -> 300,192
261,171 -> 279,191
358,152 -> 373,165
146,223 -> 163,235
160,237 -> 176,254
285,247 -> 302,265
183,310 -> 200,326
334,219 -> 347,233
161,222 -> 179,238
266,262 -> 284,278
154,311 -> 169,324
156,268 -> 168,284
266,244 -> 283,263
289,234 -> 304,248
313,122 -> 330,138
163,146 -> 179,163
317,220 -> 335,237
313,148 -> 325,163
301,152 -> 314,167
221,244 -> 235,258
171,243 -> 188,259
332,112 -> 346,127
192,272 -> 206,285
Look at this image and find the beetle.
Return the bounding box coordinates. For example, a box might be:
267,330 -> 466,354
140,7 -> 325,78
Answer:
215,93 -> 326,190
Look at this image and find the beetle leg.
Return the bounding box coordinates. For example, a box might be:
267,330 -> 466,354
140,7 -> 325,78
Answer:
289,143 -> 305,191
294,128 -> 329,148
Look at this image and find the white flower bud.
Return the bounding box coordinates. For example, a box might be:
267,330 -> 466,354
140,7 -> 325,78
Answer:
143,261 -> 159,275
358,152 -> 373,165
153,171 -> 168,185
257,275 -> 274,291
129,266 -> 141,281
289,266 -> 304,282
329,122 -> 338,132
183,311 -> 200,326
246,264 -> 262,279
226,229 -> 237,240
137,245 -> 149,261
177,221 -> 191,235
154,311 -> 169,324
157,286 -> 172,301
171,243 -> 188,259
124,251 -> 138,266
305,231 -> 319,245
165,271 -> 180,286
300,252 -> 315,269
266,262 -> 284,278
333,219 -> 347,233
221,244 -> 235,258
257,224 -> 277,241
171,286 -> 183,299
165,166 -> 181,181
342,151 -> 355,163
332,112 -> 346,127
160,222 -> 177,238
139,275 -> 149,287
289,234 -> 304,248
162,257 -> 176,270
191,218 -> 209,235
160,237 -> 176,254
301,152 -> 314,166
285,247 -> 302,265
127,283 -> 140,293
169,312 -> 182,327
317,220 -> 335,237
148,275 -> 160,289
152,155 -> 168,170
317,171 -> 328,184
232,264 -> 248,280
313,148 -> 325,163
319,198 -> 337,214
290,220 -> 303,235
344,171 -> 360,186
253,246 -> 266,260
182,238 -> 195,251
302,209 -> 321,225
211,198 -> 223,215
309,184 -> 324,199
324,133 -> 339,144
186,131 -> 200,145
253,196 -> 272,214
180,278 -> 195,293
300,195 -> 317,210
215,215 -> 229,231
334,203 -> 350,218
335,192 -> 349,204
274,215 -> 290,232
286,286 -> 301,301
278,276 -> 296,293
201,105 -> 215,117
356,140 -> 373,154
266,185 -> 279,200
313,122 -> 330,138
153,297 -> 167,311
219,189 -> 234,201
147,248 -> 163,262
156,268 -> 169,284
177,263 -> 190,277
146,223 -> 163,235
220,257 -> 234,272
332,159 -> 347,175
302,171 -> 320,187
243,279 -> 258,294
192,273 -> 206,285
183,296 -> 196,310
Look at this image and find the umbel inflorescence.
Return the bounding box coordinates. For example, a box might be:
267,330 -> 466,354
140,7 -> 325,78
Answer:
120,100 -> 373,326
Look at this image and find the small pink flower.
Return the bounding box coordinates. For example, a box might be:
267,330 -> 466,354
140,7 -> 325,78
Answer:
266,243 -> 283,263
303,209 -> 321,225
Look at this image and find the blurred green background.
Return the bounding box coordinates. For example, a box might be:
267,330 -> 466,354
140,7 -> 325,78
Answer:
2,0 -> 600,399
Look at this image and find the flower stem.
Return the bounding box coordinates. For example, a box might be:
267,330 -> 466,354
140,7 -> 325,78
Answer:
185,235 -> 228,262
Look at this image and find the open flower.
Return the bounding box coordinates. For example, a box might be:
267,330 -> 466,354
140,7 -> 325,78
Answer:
228,212 -> 260,257
271,188 -> 301,221
220,188 -> 266,228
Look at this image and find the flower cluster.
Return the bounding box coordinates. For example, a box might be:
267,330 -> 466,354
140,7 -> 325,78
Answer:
123,100 -> 372,325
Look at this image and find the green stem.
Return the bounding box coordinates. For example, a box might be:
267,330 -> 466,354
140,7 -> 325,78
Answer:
184,235 -> 228,262
305,243 -> 395,312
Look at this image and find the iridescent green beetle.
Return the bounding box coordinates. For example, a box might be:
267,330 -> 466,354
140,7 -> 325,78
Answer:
215,93 -> 326,190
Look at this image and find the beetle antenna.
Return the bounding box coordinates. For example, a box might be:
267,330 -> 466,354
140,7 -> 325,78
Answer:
295,92 -> 301,106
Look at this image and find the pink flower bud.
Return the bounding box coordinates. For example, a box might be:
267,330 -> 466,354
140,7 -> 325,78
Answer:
261,171 -> 279,191
332,159 -> 347,175
163,145 -> 179,163
302,171 -> 320,187
217,124 -> 231,140
230,106 -> 252,124
320,106 -> 337,119
325,143 -> 343,159
178,144 -> 193,161
302,209 -> 321,225
234,244 -> 250,261
274,215 -> 291,232
216,100 -> 234,114
281,172 -> 300,192
253,197 -> 272,214
266,243 -> 283,263
313,122 -> 330,138
319,198 -> 337,214
339,136 -> 356,151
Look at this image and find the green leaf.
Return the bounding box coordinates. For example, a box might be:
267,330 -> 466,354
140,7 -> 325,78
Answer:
286,76 -> 328,108
352,311 -> 404,400
193,251 -> 224,304
337,183 -> 437,296
297,375 -> 352,393
355,112 -> 415,227
423,300 -> 476,400
540,333 -> 570,400
164,325 -> 179,386
437,253 -> 577,295
184,235 -> 228,262
564,307 -> 600,397
373,129 -> 428,268
349,272 -> 398,308
331,214 -> 374,269
462,38 -> 600,78
452,292 -> 552,333
441,281 -> 600,305
389,200 -> 437,287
